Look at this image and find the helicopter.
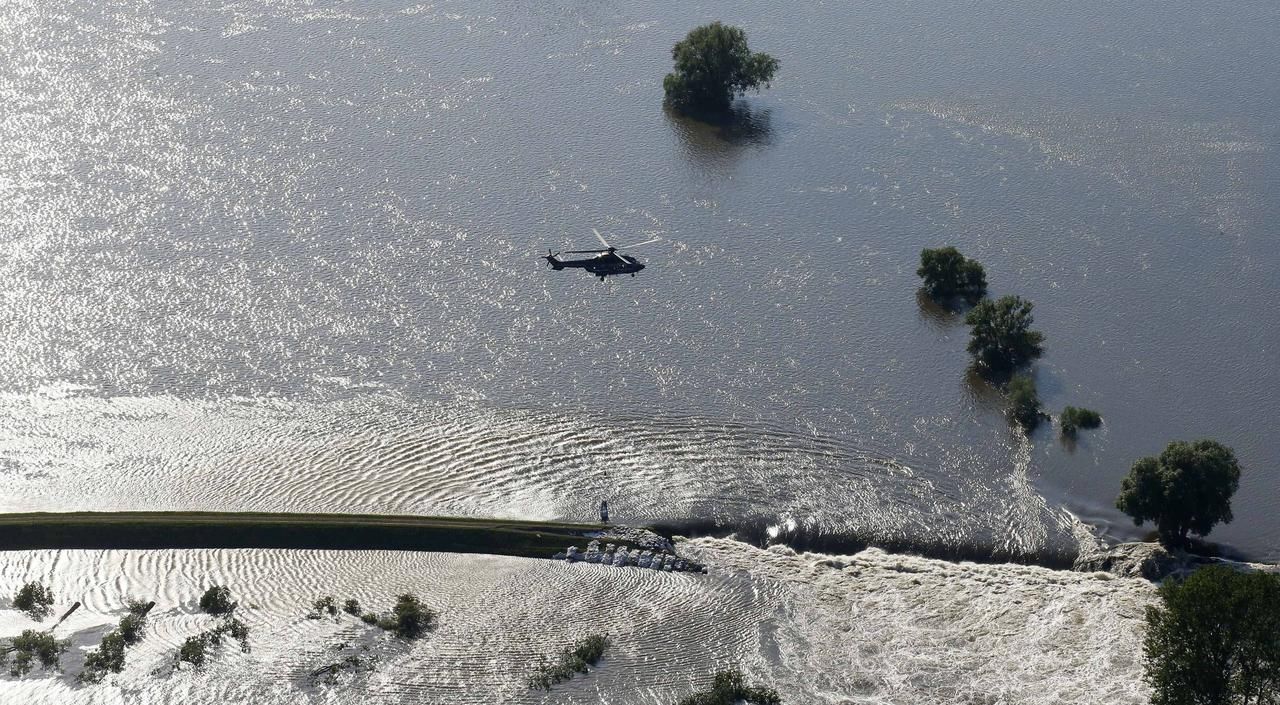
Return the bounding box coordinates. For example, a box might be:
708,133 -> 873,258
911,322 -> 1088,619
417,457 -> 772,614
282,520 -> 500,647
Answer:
543,229 -> 661,281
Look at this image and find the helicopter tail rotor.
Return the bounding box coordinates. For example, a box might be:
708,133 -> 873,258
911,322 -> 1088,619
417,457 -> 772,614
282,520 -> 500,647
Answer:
543,250 -> 564,270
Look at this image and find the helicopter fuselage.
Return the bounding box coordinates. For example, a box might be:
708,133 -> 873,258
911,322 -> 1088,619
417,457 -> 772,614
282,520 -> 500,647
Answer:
544,251 -> 645,279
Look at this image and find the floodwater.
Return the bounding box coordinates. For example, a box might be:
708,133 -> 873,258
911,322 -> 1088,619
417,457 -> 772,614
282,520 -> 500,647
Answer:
1,0 -> 1276,560
1,0 -> 1277,700
0,0 -> 1274,591
0,540 -> 1157,704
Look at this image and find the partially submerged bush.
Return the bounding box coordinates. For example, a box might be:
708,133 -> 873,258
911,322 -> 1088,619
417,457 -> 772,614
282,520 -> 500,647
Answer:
199,585 -> 234,615
79,631 -> 127,683
391,594 -> 435,640
964,295 -> 1045,375
81,599 -> 153,682
342,598 -> 361,616
118,600 -> 153,646
1007,374 -> 1043,431
360,612 -> 378,626
918,246 -> 987,305
1,630 -> 68,677
309,595 -> 338,619
178,633 -> 211,669
13,581 -> 55,621
312,653 -> 377,685
663,22 -> 779,115
215,616 -> 251,652
1060,406 -> 1102,436
176,616 -> 251,669
677,669 -> 782,705
527,634 -> 611,691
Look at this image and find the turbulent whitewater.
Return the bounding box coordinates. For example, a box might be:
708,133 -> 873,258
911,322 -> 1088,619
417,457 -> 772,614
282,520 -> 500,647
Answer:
0,539 -> 1154,704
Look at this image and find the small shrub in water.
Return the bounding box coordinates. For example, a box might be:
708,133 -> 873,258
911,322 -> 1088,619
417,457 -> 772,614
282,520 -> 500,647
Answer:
79,631 -> 127,683
527,633 -> 611,691
178,633 -> 210,669
176,616 -> 251,669
212,616 -> 251,653
391,594 -> 435,640
13,581 -> 55,621
360,612 -> 378,625
1060,406 -> 1102,436
2,630 -> 68,677
199,585 -> 234,615
1006,374 -> 1043,431
342,598 -> 361,616
118,600 -> 153,646
964,295 -> 1045,375
677,668 -> 782,705
310,595 -> 338,619
917,246 -> 987,305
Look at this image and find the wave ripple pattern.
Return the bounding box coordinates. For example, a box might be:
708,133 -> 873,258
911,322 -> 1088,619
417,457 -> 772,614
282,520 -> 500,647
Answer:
0,542 -> 1153,704
0,392 -> 1082,564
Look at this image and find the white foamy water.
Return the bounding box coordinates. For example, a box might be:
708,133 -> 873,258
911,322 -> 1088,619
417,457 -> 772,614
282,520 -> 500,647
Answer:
0,540 -> 1154,704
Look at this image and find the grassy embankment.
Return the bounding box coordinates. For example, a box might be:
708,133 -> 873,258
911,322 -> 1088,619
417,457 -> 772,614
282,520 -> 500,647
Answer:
0,512 -> 610,559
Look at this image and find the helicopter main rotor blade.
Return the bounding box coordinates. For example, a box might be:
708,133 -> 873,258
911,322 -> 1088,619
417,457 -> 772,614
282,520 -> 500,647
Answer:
564,249 -> 609,254
615,236 -> 661,249
592,228 -> 612,249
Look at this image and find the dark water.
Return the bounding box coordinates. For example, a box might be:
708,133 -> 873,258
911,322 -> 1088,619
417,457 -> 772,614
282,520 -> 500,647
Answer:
0,0 -> 1276,560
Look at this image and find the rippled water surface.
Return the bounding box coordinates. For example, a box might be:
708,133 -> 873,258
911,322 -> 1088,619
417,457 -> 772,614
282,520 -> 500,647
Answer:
0,540 -> 1156,704
0,0 -> 1277,568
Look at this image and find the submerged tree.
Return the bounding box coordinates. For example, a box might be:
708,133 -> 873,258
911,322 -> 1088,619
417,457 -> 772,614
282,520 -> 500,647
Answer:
1116,439 -> 1241,547
677,669 -> 782,705
964,295 -> 1045,375
527,633 -> 611,691
198,585 -> 234,615
391,594 -> 435,640
1143,565 -> 1280,705
1006,374 -> 1043,431
1060,406 -> 1102,437
917,246 -> 987,305
13,581 -> 55,621
663,22 -> 779,115
1,630 -> 68,677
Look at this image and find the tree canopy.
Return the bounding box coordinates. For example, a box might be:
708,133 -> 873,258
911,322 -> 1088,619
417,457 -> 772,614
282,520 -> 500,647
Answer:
13,581 -> 54,621
199,585 -> 234,615
677,669 -> 782,705
1143,565 -> 1280,705
1006,374 -> 1042,431
391,593 -> 435,640
963,295 -> 1045,374
917,247 -> 987,304
1116,439 -> 1241,547
663,23 -> 779,114
1060,406 -> 1102,437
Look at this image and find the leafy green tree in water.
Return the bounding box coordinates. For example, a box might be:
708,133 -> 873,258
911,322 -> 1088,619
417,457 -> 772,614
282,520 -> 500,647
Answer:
199,585 -> 234,615
1116,439 -> 1241,548
1060,406 -> 1102,437
963,295 -> 1045,375
1006,374 -> 1043,431
0,630 -> 68,676
663,23 -> 779,115
1144,565 -> 1280,705
391,593 -> 435,640
677,669 -> 782,705
917,247 -> 987,305
13,581 -> 55,621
